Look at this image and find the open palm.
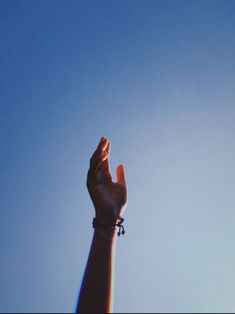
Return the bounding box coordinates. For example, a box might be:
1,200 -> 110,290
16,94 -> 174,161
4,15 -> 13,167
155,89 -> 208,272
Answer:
87,138 -> 127,224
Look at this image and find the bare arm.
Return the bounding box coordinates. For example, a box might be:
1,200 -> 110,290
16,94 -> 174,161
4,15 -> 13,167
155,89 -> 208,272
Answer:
76,137 -> 128,313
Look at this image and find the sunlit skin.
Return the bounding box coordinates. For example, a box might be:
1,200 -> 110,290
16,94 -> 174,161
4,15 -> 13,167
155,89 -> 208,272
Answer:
77,137 -> 128,313
87,137 -> 127,224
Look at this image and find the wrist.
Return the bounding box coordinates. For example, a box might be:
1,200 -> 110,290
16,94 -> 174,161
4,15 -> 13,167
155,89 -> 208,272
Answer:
93,217 -> 125,237
95,207 -> 121,226
94,227 -> 116,240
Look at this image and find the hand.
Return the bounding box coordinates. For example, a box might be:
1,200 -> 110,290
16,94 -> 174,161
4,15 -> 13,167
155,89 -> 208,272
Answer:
87,137 -> 128,225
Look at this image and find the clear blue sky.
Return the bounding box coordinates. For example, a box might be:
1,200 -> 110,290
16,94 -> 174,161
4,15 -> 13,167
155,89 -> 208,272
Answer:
1,0 -> 235,312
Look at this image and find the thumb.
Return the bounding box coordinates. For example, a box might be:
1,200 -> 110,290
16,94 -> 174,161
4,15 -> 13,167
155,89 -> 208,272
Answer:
116,164 -> 126,185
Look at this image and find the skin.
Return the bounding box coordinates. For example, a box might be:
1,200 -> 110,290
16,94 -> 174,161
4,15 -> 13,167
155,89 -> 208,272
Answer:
77,137 -> 128,313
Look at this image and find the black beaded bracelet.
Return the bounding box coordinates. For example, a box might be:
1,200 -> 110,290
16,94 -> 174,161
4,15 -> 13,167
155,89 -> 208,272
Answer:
93,218 -> 125,236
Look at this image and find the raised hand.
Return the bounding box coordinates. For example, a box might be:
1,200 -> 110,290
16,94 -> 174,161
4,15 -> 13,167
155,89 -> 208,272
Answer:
87,137 -> 128,225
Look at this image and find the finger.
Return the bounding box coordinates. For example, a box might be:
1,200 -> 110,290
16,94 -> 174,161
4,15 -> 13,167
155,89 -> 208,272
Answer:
89,137 -> 109,171
116,164 -> 126,186
106,141 -> 111,155
87,150 -> 108,184
97,141 -> 111,171
99,141 -> 112,179
104,141 -> 111,171
90,150 -> 108,172
97,136 -> 109,152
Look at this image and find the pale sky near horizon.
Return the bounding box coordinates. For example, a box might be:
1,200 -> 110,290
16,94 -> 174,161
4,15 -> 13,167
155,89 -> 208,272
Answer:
1,0 -> 235,312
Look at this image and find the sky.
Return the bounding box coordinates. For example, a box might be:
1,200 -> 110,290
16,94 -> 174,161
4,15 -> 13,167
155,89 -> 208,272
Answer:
0,0 -> 235,312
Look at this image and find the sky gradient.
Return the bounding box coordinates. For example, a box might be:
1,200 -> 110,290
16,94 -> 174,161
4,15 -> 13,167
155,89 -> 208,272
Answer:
1,0 -> 235,312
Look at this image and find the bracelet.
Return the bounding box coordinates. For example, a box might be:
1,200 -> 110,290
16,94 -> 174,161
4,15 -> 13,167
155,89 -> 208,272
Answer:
93,217 -> 125,236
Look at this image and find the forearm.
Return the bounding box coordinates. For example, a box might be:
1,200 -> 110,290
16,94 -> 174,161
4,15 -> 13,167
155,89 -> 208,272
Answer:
77,228 -> 117,313
77,137 -> 127,313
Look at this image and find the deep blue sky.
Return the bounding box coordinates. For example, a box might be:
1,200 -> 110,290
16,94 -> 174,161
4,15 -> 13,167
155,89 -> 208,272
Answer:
1,0 -> 235,312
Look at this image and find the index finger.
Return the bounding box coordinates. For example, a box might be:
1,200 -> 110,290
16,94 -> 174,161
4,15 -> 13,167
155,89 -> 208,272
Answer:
89,137 -> 109,171
97,137 -> 109,152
